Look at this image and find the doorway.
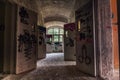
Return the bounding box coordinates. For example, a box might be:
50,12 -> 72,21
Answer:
46,27 -> 64,53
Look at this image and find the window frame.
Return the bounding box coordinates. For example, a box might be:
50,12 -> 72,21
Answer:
47,26 -> 64,42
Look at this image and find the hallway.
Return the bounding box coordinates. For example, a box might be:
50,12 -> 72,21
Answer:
0,0 -> 120,80
1,53 -> 97,80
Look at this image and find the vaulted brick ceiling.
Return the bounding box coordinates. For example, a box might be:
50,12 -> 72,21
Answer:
36,0 -> 76,24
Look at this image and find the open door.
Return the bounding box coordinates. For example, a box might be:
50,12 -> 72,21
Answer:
64,23 -> 76,61
16,6 -> 37,74
75,1 -> 96,76
37,26 -> 46,59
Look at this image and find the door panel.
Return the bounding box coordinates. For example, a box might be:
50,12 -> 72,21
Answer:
75,1 -> 96,76
38,26 -> 46,59
16,6 -> 37,74
64,23 -> 76,61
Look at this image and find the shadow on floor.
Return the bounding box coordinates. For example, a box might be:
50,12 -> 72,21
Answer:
1,65 -> 97,80
22,66 -> 96,80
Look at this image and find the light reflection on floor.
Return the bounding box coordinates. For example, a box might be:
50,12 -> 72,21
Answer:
37,53 -> 76,67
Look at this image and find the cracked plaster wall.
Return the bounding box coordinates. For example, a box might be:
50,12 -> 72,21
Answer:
7,0 -> 38,12
69,0 -> 90,23
6,0 -> 44,26
96,0 -> 114,79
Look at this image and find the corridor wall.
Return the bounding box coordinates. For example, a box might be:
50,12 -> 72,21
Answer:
0,2 -> 38,74
37,26 -> 46,59
0,1 -> 18,73
64,23 -> 76,61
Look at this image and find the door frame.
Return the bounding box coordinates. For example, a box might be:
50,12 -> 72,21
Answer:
117,0 -> 120,66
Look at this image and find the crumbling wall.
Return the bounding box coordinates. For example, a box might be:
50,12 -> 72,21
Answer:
96,0 -> 114,79
7,0 -> 38,12
7,0 -> 44,26
69,0 -> 90,23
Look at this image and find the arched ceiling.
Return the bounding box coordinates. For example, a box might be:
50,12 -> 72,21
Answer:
36,0 -> 76,27
7,0 -> 76,27
44,21 -> 66,28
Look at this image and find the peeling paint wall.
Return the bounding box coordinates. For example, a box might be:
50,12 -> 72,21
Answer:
69,0 -> 90,25
37,12 -> 44,26
74,0 -> 90,11
95,0 -> 114,79
69,11 -> 75,23
7,0 -> 45,26
7,0 -> 38,12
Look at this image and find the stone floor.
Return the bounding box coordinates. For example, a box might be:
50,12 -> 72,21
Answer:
1,53 -> 119,80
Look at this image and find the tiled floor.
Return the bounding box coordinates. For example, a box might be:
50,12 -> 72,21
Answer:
1,53 -> 119,80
